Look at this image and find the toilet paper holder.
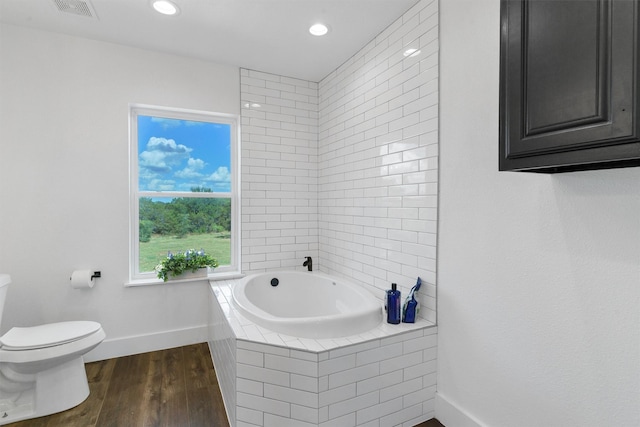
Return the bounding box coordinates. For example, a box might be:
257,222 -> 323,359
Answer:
69,270 -> 101,289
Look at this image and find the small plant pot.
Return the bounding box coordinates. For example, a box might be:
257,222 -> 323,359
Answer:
167,268 -> 209,281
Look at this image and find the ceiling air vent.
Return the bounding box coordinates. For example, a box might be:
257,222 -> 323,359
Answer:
52,0 -> 97,18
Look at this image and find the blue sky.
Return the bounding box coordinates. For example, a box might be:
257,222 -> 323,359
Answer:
137,115 -> 231,192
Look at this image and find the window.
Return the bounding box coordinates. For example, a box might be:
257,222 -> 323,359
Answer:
129,105 -> 239,282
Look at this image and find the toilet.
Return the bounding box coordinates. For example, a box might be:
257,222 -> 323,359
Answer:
0,274 -> 106,425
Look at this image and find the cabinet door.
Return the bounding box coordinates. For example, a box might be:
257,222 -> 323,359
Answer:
499,0 -> 640,172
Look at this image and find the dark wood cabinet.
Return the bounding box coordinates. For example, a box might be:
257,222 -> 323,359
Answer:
499,0 -> 640,173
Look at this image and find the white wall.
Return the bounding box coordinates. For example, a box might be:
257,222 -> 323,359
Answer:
318,0 -> 439,321
438,1 -> 640,426
0,24 -> 239,360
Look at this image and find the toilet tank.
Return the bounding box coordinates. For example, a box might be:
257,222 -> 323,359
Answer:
0,274 -> 11,330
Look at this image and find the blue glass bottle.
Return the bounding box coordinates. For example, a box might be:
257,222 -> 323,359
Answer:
386,283 -> 401,324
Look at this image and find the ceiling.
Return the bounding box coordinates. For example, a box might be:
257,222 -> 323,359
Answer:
0,0 -> 421,82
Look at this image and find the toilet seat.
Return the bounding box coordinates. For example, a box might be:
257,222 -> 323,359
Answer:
0,326 -> 105,365
0,321 -> 102,350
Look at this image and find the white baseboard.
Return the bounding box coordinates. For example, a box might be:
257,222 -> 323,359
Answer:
435,392 -> 485,427
83,324 -> 209,362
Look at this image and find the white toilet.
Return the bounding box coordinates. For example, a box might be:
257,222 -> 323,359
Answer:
0,274 -> 106,425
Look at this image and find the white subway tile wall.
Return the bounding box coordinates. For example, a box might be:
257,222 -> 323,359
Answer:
318,0 -> 438,324
240,70 -> 319,274
235,323 -> 437,427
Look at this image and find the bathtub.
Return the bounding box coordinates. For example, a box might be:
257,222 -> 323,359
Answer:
231,271 -> 383,339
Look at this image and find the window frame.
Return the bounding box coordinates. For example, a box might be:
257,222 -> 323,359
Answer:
128,104 -> 241,284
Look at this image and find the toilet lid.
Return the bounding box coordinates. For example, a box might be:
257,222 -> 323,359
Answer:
0,321 -> 102,350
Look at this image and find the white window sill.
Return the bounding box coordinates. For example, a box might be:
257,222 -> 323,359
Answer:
124,270 -> 244,287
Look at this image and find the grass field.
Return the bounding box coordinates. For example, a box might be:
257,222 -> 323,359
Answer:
139,232 -> 231,273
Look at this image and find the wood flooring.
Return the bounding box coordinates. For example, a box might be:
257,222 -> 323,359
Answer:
416,419 -> 445,427
5,343 -> 228,427
5,343 -> 444,427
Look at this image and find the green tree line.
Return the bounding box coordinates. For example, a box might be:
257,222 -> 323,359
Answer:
139,190 -> 231,242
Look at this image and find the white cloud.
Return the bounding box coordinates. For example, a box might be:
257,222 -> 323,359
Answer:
207,166 -> 231,183
146,137 -> 191,154
145,178 -> 176,191
139,137 -> 191,173
175,157 -> 206,179
150,117 -> 182,129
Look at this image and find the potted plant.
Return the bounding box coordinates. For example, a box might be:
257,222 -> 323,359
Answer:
155,249 -> 219,282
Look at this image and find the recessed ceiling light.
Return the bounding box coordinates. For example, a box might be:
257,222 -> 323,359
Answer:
309,23 -> 329,36
152,0 -> 179,15
403,48 -> 421,58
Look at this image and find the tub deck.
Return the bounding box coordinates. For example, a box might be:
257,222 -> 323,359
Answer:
211,279 -> 435,352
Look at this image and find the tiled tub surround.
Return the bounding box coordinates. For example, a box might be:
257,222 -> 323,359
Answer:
209,280 -> 437,427
231,1 -> 441,425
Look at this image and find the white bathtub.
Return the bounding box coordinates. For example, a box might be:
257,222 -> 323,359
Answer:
231,271 -> 383,339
